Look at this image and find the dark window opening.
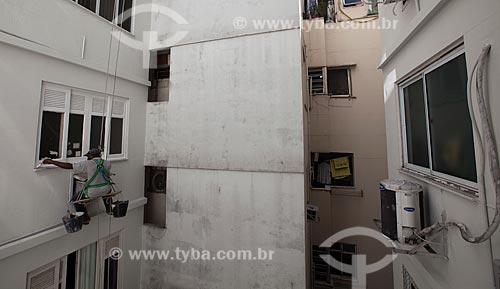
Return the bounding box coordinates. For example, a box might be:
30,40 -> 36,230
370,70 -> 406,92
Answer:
343,0 -> 362,7
90,116 -> 106,151
327,68 -> 350,96
103,258 -> 118,289
39,111 -> 63,159
144,166 -> 167,228
67,114 -> 84,158
109,118 -> 123,155
403,79 -> 430,168
312,152 -> 354,188
118,0 -> 133,32
99,0 -> 115,21
65,251 -> 77,289
425,54 -> 477,182
148,50 -> 171,102
78,0 -> 97,12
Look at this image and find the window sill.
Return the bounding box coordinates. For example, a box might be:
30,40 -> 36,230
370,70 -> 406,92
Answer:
399,167 -> 479,200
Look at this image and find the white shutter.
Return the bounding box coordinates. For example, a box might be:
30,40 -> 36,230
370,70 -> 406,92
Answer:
43,88 -> 66,110
105,235 -> 120,255
112,99 -> 125,116
92,97 -> 107,114
27,261 -> 60,289
70,93 -> 86,112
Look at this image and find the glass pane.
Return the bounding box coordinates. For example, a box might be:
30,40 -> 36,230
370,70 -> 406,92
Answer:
426,54 -> 477,182
110,118 -> 123,155
67,114 -> 84,158
78,0 -> 97,12
39,111 -> 63,159
99,0 -> 115,21
90,116 -> 106,151
78,243 -> 96,289
104,258 -> 118,289
327,68 -> 350,96
403,79 -> 430,168
118,0 -> 133,32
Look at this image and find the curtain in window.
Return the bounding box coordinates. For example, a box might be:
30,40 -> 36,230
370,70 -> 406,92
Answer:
78,243 -> 97,289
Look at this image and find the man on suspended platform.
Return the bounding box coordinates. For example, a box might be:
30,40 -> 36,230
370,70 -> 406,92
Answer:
43,148 -> 112,224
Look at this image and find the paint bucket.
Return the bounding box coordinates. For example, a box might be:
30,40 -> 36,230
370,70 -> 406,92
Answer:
62,212 -> 84,233
112,200 -> 129,218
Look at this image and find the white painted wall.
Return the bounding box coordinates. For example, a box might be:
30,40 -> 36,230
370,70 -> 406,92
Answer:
379,0 -> 500,288
144,4 -> 307,286
0,0 -> 150,288
150,0 -> 301,48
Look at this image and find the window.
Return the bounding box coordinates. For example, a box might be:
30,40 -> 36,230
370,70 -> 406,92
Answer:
309,67 -> 325,95
27,259 -> 64,289
37,83 -> 129,164
330,242 -> 357,280
148,50 -> 171,102
400,48 -> 477,185
327,67 -> 351,96
144,166 -> 167,228
343,0 -> 363,6
72,0 -> 133,32
309,66 -> 353,97
312,152 -> 355,188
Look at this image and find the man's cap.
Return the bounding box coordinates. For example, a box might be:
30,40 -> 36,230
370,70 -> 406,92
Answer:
84,148 -> 102,157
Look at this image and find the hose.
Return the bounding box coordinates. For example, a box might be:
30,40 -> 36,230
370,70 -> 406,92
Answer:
450,44 -> 499,243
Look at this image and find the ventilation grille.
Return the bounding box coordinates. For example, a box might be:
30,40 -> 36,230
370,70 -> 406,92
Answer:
112,100 -> 125,116
402,266 -> 419,289
70,94 -> 86,111
92,98 -> 107,114
29,267 -> 56,289
43,89 -> 66,109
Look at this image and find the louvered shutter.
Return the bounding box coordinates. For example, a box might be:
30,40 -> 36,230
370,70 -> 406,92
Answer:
27,261 -> 60,289
92,97 -> 107,114
111,99 -> 125,116
70,93 -> 86,112
105,235 -> 120,256
42,86 -> 68,112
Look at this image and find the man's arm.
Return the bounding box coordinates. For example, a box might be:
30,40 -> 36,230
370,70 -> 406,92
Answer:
42,159 -> 73,170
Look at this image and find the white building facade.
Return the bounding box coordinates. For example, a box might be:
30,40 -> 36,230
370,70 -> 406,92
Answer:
379,0 -> 500,288
142,0 -> 309,288
0,0 -> 151,288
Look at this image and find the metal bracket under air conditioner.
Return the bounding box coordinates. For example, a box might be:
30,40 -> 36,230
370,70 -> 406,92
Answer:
374,211 -> 449,260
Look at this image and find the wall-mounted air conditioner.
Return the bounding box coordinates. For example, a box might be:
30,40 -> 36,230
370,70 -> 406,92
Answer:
380,179 -> 425,243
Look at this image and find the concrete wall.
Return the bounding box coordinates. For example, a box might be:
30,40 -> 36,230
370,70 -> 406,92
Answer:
379,0 -> 500,288
304,17 -> 392,289
0,0 -> 150,288
143,1 -> 307,287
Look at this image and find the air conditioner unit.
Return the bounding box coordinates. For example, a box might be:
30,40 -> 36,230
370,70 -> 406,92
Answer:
144,166 -> 167,227
380,179 -> 425,243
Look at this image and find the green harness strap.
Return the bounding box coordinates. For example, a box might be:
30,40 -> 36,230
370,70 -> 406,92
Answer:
83,159 -> 111,198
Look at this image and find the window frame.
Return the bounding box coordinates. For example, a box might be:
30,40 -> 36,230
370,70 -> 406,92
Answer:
399,46 -> 478,189
309,66 -> 354,98
70,0 -> 135,34
327,67 -> 352,97
36,83 -> 129,167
